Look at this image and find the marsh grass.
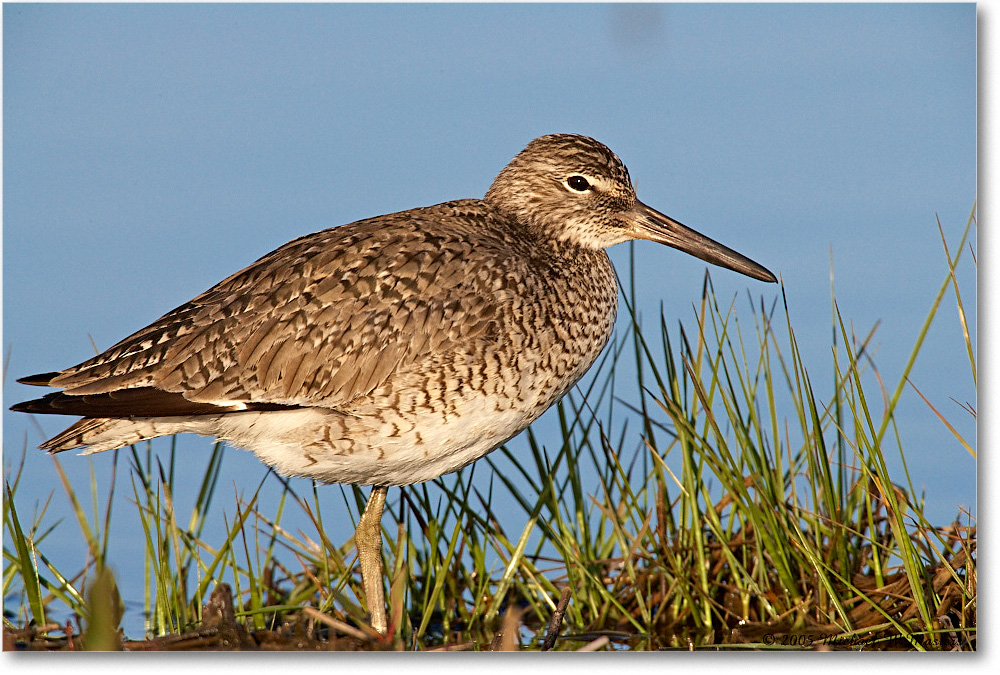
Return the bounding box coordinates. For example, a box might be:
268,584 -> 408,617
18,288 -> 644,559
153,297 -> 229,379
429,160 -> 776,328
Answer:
3,206 -> 976,651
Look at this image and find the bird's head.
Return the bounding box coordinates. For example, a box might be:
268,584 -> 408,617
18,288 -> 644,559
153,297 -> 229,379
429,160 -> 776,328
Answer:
485,134 -> 776,283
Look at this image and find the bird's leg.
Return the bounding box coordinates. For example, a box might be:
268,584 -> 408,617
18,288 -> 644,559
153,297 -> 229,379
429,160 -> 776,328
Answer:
357,485 -> 389,635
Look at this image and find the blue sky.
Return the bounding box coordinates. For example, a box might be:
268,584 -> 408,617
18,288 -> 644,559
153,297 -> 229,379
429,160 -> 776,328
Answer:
3,3 -> 976,638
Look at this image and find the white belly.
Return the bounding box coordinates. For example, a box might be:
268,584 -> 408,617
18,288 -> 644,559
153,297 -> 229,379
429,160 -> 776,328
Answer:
209,392 -> 541,487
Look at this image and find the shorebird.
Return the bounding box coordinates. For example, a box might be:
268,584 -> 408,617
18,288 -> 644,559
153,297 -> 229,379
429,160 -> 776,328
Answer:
12,134 -> 776,635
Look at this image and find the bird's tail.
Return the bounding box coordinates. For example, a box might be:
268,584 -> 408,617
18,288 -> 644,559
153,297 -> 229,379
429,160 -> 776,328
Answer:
39,417 -> 186,454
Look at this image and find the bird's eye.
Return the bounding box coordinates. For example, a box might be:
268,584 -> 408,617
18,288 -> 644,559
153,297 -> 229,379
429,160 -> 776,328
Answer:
566,175 -> 591,192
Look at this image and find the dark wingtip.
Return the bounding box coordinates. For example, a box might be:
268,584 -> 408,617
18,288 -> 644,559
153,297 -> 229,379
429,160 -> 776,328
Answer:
10,395 -> 58,414
8,386 -> 298,418
17,372 -> 62,387
11,374 -> 64,413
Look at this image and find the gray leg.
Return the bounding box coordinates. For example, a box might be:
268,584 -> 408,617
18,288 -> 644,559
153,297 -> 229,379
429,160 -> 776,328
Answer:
357,485 -> 389,634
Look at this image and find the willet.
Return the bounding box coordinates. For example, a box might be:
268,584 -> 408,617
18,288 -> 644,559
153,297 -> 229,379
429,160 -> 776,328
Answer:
12,134 -> 776,634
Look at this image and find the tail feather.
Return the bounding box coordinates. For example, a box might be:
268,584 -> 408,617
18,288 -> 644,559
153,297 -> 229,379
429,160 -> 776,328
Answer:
40,417 -> 184,454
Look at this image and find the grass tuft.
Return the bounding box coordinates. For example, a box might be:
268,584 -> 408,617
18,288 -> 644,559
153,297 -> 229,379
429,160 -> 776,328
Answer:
4,206 -> 976,651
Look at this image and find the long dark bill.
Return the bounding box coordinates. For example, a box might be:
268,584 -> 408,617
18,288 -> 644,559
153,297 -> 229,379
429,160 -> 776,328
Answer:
627,200 -> 777,283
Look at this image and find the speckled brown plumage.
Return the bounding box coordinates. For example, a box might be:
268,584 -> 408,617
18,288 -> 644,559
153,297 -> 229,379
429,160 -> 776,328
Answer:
12,133 -> 777,634
13,134 -> 775,487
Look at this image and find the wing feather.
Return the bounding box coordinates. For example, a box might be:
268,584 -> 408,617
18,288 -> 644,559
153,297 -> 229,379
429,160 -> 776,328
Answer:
26,201 -> 511,414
